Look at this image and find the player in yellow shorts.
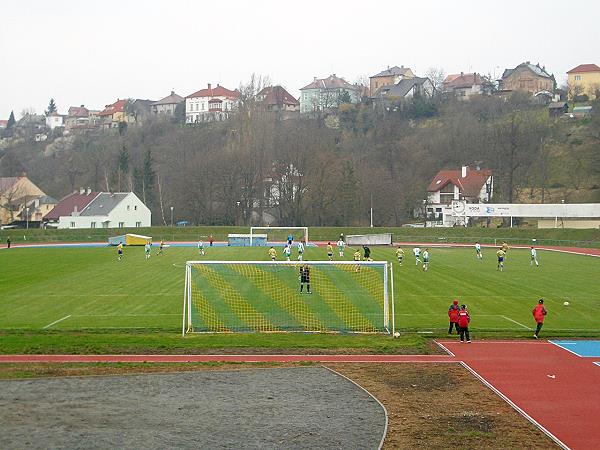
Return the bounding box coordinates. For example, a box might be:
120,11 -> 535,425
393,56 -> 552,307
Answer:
268,246 -> 277,261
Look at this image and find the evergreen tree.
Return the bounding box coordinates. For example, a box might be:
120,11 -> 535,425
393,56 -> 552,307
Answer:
117,144 -> 129,191
142,150 -> 156,207
45,98 -> 57,115
6,111 -> 15,128
338,90 -> 352,105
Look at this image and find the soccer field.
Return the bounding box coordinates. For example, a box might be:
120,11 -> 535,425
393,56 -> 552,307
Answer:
1,244 -> 599,335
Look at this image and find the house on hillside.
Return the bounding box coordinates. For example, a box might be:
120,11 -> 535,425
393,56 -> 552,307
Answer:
151,91 -> 184,116
567,64 -> 600,100
369,66 -> 415,97
17,195 -> 58,223
499,62 -> 555,95
299,75 -> 362,114
65,105 -> 92,130
45,188 -> 151,229
0,175 -> 47,224
185,84 -> 240,124
371,77 -> 434,108
442,72 -> 491,99
256,86 -> 299,113
97,99 -> 129,129
45,112 -> 64,130
425,165 -> 493,227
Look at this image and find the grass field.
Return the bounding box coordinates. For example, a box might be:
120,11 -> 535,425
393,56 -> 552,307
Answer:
1,244 -> 599,348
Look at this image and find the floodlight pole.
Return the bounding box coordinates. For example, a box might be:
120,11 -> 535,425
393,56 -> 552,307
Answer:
26,207 -> 29,229
170,206 -> 174,227
370,193 -> 373,228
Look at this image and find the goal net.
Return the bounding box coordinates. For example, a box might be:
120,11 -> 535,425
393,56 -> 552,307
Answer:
250,226 -> 308,245
182,261 -> 393,335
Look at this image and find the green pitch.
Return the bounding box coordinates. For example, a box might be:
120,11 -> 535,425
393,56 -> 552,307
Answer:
0,245 -> 599,335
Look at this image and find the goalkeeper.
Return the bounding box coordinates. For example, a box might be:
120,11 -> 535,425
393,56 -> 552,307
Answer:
299,265 -> 312,294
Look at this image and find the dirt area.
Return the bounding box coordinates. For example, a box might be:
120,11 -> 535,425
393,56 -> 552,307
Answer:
328,363 -> 558,449
0,362 -> 559,449
0,367 -> 385,450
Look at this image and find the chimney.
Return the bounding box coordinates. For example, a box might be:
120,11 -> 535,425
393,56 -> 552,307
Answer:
86,187 -> 91,195
461,165 -> 469,178
171,90 -> 175,95
79,187 -> 85,194
80,104 -> 84,108
460,71 -> 464,76
207,83 -> 211,90
313,77 -> 317,81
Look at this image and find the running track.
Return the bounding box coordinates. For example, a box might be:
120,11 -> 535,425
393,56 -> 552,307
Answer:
2,340 -> 599,449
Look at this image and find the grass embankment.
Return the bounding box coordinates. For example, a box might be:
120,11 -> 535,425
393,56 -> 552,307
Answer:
2,225 -> 600,247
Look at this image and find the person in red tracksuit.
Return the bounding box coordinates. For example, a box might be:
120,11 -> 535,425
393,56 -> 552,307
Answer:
532,299 -> 547,339
458,305 -> 471,343
448,300 -> 460,334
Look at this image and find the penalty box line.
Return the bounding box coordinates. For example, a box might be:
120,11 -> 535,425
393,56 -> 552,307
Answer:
42,315 -> 71,329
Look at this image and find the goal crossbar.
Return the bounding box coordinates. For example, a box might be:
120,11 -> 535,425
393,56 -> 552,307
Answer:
250,226 -> 308,245
182,260 -> 393,335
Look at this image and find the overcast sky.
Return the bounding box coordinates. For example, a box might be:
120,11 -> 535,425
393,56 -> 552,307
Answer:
1,0 -> 599,119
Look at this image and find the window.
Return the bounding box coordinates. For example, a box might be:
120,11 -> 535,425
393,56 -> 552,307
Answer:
91,222 -> 96,228
118,222 -> 124,228
127,205 -> 130,211
575,75 -> 581,81
134,205 -> 137,210
102,222 -> 109,228
70,221 -> 76,228
136,221 -> 141,227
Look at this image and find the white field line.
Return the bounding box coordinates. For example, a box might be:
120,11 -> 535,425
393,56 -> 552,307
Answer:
459,361 -> 570,450
42,315 -> 71,329
501,315 -> 533,330
324,366 -> 389,450
71,314 -> 180,317
434,340 -> 456,357
548,340 -> 584,357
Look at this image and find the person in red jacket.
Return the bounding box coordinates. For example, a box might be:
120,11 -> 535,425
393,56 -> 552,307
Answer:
532,299 -> 547,339
457,305 -> 471,343
448,300 -> 460,334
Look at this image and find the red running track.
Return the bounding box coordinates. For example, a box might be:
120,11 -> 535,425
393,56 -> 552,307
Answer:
0,354 -> 454,363
440,340 -> 600,450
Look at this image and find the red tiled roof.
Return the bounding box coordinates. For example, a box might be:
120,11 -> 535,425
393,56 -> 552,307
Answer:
427,168 -> 492,197
45,191 -> 100,220
443,74 -> 461,84
0,120 -> 8,127
444,73 -> 483,89
257,86 -> 299,107
300,75 -> 358,91
68,106 -> 89,117
567,64 -> 600,74
186,85 -> 240,99
97,99 -> 127,117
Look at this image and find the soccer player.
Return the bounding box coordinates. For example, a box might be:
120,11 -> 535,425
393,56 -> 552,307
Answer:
422,248 -> 430,271
117,243 -> 123,261
496,248 -> 505,271
395,246 -> 404,265
299,264 -> 311,294
209,235 -> 214,246
457,305 -> 471,343
448,300 -> 460,334
283,244 -> 291,261
268,246 -> 277,261
502,241 -> 509,259
353,248 -> 362,272
530,246 -> 539,267
327,242 -> 333,261
157,240 -> 164,256
144,241 -> 151,260
363,245 -> 372,261
287,233 -> 293,246
337,238 -> 345,257
198,240 -> 205,256
413,247 -> 421,265
475,242 -> 483,260
532,299 -> 547,339
297,241 -> 305,261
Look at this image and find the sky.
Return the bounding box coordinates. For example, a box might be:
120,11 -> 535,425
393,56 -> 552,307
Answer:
1,0 -> 599,119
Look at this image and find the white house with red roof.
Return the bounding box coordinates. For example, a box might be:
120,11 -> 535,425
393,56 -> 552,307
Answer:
442,73 -> 491,99
45,188 -> 151,229
45,112 -> 65,130
185,83 -> 240,123
426,165 -> 493,226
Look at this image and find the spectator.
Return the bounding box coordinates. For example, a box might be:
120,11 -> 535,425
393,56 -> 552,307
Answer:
458,305 -> 471,343
532,299 -> 547,339
448,300 -> 460,334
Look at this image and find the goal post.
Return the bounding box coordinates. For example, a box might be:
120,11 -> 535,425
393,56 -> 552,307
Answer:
250,226 -> 308,246
182,260 -> 392,335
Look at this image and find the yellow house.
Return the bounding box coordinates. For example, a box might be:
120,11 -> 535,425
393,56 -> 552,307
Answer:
567,64 -> 600,100
0,175 -> 46,224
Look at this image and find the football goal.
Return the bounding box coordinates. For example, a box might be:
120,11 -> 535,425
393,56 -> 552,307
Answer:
182,261 -> 394,335
250,226 -> 308,245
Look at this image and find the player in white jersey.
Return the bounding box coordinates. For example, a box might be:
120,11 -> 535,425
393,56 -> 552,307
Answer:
413,247 -> 421,265
144,241 -> 151,259
283,244 -> 291,261
337,239 -> 345,257
475,242 -> 483,260
297,241 -> 305,261
197,240 -> 205,256
530,246 -> 539,267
